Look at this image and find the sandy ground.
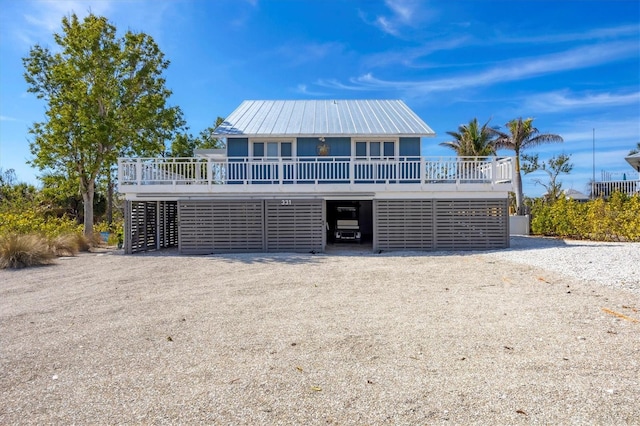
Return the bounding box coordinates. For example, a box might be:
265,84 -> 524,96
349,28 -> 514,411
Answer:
1,238 -> 639,425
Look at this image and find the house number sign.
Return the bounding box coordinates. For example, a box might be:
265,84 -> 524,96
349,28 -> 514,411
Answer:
281,199 -> 292,206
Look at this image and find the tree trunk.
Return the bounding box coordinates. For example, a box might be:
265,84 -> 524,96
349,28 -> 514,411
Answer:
514,171 -> 524,215
514,155 -> 525,215
107,171 -> 113,225
82,179 -> 95,238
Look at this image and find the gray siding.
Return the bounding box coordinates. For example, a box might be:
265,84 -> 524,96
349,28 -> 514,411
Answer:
265,200 -> 324,252
374,199 -> 509,251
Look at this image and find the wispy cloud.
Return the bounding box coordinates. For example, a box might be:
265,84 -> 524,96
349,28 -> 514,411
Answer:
362,36 -> 471,69
0,116 -> 18,122
294,84 -> 330,97
273,41 -> 346,67
361,0 -> 435,37
17,0 -> 112,47
317,41 -> 638,96
524,90 -> 640,113
496,24 -> 640,45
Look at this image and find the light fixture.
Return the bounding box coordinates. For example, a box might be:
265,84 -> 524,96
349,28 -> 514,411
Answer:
317,137 -> 329,156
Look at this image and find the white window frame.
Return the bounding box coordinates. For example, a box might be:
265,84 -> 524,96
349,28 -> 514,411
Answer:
352,138 -> 398,159
249,138 -> 296,159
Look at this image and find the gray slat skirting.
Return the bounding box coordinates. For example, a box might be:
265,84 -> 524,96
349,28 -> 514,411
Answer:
265,200 -> 324,252
125,201 -> 157,254
374,200 -> 434,251
178,200 -> 264,254
433,199 -> 509,250
374,199 -> 508,251
124,201 -> 178,254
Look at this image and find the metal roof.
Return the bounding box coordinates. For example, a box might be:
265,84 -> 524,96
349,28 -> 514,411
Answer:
625,152 -> 640,171
213,100 -> 435,138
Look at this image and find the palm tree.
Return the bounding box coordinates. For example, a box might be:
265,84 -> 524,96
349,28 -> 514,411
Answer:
629,142 -> 640,156
440,118 -> 497,157
489,118 -> 563,215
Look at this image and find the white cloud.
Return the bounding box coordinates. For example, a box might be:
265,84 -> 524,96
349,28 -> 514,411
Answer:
524,90 -> 640,113
18,0 -> 112,47
0,116 -> 18,122
274,41 -> 346,67
316,40 -> 638,96
294,84 -> 329,97
497,24 -> 640,45
362,0 -> 435,37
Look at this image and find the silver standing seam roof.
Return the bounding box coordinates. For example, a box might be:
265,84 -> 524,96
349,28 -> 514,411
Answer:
625,152 -> 640,171
213,100 -> 436,138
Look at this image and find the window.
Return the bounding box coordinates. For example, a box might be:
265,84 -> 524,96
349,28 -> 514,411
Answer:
354,140 -> 396,159
251,141 -> 293,159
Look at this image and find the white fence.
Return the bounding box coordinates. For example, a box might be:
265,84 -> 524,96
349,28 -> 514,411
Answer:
592,180 -> 640,198
118,156 -> 513,187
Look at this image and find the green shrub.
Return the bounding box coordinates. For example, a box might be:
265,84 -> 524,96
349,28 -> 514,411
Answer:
531,193 -> 640,241
0,208 -> 81,238
93,219 -> 124,246
0,234 -> 56,269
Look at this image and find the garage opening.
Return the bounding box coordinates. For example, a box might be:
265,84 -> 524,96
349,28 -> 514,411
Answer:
325,200 -> 373,247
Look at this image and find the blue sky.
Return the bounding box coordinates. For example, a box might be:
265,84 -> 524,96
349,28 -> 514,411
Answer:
1,0 -> 638,197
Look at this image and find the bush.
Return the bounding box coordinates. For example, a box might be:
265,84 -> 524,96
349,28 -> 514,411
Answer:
0,208 -> 81,238
93,219 -> 124,246
0,234 -> 56,269
531,193 -> 640,241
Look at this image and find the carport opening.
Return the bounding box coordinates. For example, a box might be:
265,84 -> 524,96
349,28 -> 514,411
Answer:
325,200 -> 373,246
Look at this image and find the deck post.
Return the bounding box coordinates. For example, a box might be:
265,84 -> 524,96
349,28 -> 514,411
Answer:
136,159 -> 142,186
491,157 -> 497,186
156,201 -> 161,250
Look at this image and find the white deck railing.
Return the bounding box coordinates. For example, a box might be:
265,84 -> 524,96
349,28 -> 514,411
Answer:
118,156 -> 513,188
592,180 -> 640,198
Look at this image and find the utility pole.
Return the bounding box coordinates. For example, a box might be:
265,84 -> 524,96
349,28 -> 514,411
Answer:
592,128 -> 595,199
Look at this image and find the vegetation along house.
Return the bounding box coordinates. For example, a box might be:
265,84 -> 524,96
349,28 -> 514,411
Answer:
118,100 -> 515,254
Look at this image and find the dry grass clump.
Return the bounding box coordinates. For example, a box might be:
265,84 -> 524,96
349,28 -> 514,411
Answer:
0,234 -> 56,269
70,232 -> 92,252
49,233 -> 80,257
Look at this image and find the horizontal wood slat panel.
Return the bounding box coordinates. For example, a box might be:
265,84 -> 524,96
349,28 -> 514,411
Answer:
178,201 -> 264,254
374,200 -> 434,250
265,200 -> 323,252
434,199 -> 508,250
374,199 -> 508,251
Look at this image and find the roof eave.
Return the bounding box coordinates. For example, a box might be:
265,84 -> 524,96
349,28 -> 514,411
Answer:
625,153 -> 640,170
214,133 -> 437,138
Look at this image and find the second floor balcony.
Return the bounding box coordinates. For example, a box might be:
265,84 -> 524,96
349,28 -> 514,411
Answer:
117,156 -> 514,196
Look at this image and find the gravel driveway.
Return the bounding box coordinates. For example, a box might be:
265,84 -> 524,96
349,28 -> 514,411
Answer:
1,237 -> 639,424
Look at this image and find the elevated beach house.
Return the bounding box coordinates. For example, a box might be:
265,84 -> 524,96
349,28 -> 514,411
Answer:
118,100 -> 515,254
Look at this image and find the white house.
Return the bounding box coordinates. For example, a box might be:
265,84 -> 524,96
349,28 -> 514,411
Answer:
118,100 -> 515,254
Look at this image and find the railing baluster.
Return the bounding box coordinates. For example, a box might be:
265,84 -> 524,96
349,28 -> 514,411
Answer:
118,156 -> 518,188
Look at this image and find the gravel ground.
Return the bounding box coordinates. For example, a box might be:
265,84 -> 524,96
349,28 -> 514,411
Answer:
1,237 -> 639,425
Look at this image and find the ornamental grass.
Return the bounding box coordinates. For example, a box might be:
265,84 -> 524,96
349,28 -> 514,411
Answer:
0,234 -> 56,269
48,233 -> 80,257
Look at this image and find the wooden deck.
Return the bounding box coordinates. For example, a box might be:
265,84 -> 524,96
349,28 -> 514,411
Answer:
118,156 -> 514,197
